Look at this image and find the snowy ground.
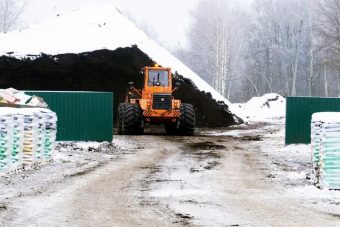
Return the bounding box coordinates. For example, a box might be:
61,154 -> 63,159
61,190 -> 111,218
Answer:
2,94 -> 340,226
0,141 -> 122,215
1,120 -> 340,226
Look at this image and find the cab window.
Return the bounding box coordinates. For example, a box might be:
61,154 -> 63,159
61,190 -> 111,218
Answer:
148,70 -> 169,87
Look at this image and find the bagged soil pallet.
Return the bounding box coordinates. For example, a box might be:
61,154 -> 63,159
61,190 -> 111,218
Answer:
11,114 -> 24,170
0,107 -> 58,172
311,119 -> 323,184
0,108 -> 26,172
19,108 -> 58,166
34,112 -> 46,163
44,111 -> 57,162
38,109 -> 57,163
0,115 -> 14,173
312,112 -> 340,189
22,111 -> 38,167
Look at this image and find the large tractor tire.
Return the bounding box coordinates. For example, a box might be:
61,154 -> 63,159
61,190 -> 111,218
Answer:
179,103 -> 195,135
118,103 -> 144,135
117,103 -> 128,134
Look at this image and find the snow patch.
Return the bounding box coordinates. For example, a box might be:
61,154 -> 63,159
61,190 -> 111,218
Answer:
312,112 -> 340,123
75,142 -> 102,150
234,93 -> 286,122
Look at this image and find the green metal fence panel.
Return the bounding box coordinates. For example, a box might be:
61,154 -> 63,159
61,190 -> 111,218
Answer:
286,97 -> 340,145
26,91 -> 113,142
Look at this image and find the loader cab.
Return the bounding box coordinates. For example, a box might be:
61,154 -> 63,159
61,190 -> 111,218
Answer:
142,66 -> 172,96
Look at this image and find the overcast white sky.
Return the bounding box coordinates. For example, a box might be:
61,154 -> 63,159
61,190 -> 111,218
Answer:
22,0 -> 200,50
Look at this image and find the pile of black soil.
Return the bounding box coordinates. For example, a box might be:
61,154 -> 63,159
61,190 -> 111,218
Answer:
172,73 -> 242,127
0,46 -> 241,127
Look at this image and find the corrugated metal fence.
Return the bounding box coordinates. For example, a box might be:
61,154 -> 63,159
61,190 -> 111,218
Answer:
26,91 -> 113,142
286,97 -> 340,145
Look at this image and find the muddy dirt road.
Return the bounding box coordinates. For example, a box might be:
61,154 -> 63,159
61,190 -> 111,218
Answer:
1,123 -> 340,226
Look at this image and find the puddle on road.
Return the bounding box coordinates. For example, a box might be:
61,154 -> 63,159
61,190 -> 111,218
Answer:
139,165 -> 162,175
175,213 -> 193,219
173,213 -> 194,225
180,142 -> 225,173
204,161 -> 221,170
239,135 -> 263,141
188,151 -> 222,160
325,212 -> 340,219
188,141 -> 226,150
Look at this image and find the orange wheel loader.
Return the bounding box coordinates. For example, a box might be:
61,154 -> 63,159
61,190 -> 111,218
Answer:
117,65 -> 195,135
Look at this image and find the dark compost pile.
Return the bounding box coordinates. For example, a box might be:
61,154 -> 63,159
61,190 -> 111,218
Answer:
0,46 -> 242,127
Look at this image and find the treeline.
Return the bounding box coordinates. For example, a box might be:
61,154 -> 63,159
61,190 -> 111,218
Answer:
174,0 -> 340,102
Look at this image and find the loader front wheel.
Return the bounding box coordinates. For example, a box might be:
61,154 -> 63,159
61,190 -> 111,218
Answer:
117,103 -> 127,134
121,103 -> 144,135
179,103 -> 195,135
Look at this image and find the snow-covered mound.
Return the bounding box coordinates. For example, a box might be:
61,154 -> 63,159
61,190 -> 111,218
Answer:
0,4 -> 232,110
234,93 -> 286,122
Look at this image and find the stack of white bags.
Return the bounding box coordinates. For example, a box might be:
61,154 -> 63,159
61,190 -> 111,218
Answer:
0,107 -> 57,174
12,114 -> 24,170
311,112 -> 340,189
311,118 -> 322,183
0,115 -> 14,172
22,111 -> 39,166
43,112 -> 57,162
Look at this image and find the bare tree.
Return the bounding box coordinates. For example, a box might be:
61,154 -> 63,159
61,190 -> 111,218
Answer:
0,0 -> 24,33
245,0 -> 313,97
317,0 -> 340,70
175,0 -> 250,98
291,19 -> 304,96
174,0 -> 340,101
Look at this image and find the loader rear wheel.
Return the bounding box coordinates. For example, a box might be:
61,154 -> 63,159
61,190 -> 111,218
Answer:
120,103 -> 144,135
179,103 -> 195,135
